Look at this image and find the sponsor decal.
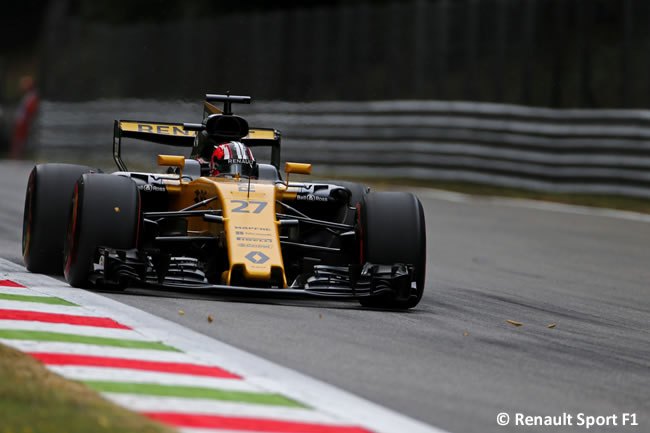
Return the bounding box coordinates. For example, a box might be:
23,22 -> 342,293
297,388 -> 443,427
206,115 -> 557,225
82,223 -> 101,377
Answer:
297,194 -> 328,202
245,129 -> 276,140
120,121 -> 195,137
245,251 -> 270,264
224,159 -> 254,165
236,237 -> 272,243
234,226 -> 274,249
138,184 -> 166,193
238,243 -> 272,249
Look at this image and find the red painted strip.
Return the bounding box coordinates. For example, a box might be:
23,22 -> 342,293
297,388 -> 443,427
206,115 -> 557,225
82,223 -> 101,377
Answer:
0,309 -> 130,329
0,280 -> 26,288
142,412 -> 370,433
142,412 -> 373,433
29,353 -> 241,379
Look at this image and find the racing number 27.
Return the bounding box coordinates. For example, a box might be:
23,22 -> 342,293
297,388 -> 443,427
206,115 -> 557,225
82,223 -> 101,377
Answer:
230,200 -> 267,214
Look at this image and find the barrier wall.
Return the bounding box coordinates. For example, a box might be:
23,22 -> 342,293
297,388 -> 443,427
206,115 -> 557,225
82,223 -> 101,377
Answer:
35,99 -> 650,198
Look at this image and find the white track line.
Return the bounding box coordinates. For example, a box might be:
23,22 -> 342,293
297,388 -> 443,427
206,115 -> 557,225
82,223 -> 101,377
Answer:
1,341 -> 191,362
0,287 -> 57,296
0,321 -> 151,340
0,300 -> 108,316
413,187 -> 650,223
1,274 -> 69,287
49,366 -> 260,392
104,394 -> 346,424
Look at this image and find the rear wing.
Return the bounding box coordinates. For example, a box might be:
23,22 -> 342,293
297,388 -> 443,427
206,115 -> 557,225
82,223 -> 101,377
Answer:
113,120 -> 281,172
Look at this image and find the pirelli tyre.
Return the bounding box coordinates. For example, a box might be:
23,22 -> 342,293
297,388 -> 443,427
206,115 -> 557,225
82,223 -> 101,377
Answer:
358,192 -> 426,309
64,174 -> 141,288
22,163 -> 95,274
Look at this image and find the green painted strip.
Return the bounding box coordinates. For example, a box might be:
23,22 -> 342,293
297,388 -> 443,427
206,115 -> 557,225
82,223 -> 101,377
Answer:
0,293 -> 78,306
83,381 -> 306,408
0,330 -> 180,352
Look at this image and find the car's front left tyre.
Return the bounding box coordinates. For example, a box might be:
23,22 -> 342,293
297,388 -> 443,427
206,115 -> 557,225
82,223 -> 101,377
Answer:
357,191 -> 426,309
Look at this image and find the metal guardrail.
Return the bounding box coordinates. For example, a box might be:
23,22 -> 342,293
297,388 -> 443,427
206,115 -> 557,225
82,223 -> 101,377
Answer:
34,99 -> 650,199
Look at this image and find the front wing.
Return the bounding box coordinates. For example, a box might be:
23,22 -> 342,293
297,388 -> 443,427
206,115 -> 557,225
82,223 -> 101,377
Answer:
94,247 -> 416,302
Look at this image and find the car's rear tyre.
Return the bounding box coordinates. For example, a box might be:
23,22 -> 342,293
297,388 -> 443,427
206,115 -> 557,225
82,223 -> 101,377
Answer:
358,192 -> 426,309
64,174 -> 141,288
22,164 -> 95,274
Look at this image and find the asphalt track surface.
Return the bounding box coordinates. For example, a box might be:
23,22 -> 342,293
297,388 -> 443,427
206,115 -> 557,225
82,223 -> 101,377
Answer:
1,160 -> 648,433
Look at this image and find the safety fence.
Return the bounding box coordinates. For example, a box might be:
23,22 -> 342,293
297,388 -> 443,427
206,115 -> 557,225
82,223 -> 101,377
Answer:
34,99 -> 650,199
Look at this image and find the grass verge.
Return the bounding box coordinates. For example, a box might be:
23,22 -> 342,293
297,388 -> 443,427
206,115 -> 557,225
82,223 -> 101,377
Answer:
0,343 -> 176,433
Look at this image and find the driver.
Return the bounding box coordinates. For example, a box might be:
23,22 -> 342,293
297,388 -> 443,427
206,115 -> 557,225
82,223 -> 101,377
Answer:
202,141 -> 257,177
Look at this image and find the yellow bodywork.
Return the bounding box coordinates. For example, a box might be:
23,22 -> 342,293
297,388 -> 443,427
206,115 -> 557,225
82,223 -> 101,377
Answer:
159,156 -> 293,288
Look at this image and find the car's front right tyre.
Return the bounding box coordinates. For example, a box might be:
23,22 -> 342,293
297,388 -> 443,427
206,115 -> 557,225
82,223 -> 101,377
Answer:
23,163 -> 94,274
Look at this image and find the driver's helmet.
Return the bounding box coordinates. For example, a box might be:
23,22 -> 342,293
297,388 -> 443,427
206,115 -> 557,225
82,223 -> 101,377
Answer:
209,141 -> 256,177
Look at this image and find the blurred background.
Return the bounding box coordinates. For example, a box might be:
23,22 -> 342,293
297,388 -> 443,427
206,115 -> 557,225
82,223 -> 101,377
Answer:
2,0 -> 650,202
4,0 -> 650,105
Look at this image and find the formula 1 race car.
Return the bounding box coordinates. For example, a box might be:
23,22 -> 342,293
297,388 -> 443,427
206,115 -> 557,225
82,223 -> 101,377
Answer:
22,94 -> 426,309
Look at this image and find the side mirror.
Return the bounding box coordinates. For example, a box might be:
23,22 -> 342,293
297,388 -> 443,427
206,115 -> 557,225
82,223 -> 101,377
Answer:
285,162 -> 311,175
284,162 -> 311,186
158,155 -> 185,178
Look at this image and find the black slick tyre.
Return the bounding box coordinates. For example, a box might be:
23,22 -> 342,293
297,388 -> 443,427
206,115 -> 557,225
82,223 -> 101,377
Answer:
64,174 -> 141,288
358,192 -> 426,309
22,164 -> 94,274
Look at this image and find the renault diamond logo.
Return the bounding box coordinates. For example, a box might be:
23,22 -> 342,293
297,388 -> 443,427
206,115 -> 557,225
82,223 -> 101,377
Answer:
245,251 -> 269,264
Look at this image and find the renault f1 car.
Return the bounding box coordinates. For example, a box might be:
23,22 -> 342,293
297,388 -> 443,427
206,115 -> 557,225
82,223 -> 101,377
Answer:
22,94 -> 426,309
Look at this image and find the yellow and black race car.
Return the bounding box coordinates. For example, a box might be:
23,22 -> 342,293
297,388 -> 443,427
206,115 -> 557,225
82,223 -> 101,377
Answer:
22,94 -> 426,309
